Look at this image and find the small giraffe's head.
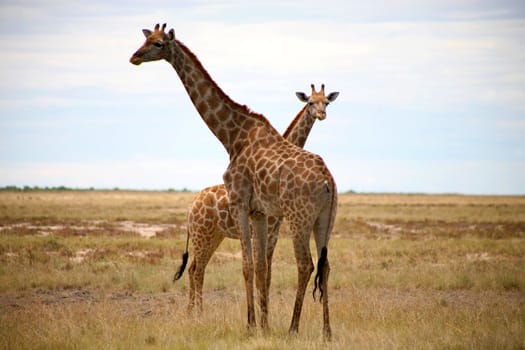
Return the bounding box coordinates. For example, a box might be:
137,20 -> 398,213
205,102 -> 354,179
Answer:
130,23 -> 175,65
296,84 -> 339,120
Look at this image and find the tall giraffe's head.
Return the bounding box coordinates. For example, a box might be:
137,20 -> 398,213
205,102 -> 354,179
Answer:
296,84 -> 339,120
130,23 -> 175,65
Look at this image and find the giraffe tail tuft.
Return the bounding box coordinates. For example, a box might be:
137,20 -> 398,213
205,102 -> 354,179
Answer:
313,246 -> 328,302
173,251 -> 189,282
174,225 -> 191,282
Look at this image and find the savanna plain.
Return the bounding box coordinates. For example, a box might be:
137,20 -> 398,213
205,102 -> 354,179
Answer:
0,190 -> 524,349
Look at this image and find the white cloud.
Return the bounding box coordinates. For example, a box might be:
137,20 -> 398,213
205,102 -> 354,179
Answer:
3,5 -> 524,111
170,18 -> 525,111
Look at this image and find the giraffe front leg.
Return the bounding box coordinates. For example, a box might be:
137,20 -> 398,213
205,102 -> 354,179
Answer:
242,243 -> 256,331
265,217 -> 282,300
251,212 -> 269,331
231,205 -> 256,331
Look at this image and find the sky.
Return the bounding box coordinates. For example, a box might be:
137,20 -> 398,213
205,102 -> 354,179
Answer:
1,0 -> 524,194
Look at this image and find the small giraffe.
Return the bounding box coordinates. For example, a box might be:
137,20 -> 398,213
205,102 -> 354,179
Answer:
174,84 -> 339,313
130,24 -> 338,339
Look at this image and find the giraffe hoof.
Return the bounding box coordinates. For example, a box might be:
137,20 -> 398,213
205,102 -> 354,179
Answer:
245,324 -> 257,337
323,327 -> 332,341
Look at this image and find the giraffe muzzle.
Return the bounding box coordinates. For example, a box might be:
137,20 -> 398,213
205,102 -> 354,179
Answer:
129,53 -> 143,65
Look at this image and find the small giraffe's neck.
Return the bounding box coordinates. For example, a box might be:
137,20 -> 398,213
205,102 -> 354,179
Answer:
282,105 -> 316,148
167,39 -> 280,156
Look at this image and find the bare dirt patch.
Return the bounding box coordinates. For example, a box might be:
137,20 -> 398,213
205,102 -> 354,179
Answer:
117,221 -> 179,238
70,249 -> 95,263
0,288 -> 183,318
2,287 -> 523,317
340,219 -> 525,240
0,221 -> 182,238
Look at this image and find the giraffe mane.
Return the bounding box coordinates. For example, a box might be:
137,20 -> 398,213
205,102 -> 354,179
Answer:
175,39 -> 279,135
282,104 -> 308,140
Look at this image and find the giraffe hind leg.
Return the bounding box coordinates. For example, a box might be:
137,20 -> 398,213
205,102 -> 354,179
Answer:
190,234 -> 225,313
288,228 -> 314,335
321,256 -> 331,340
312,203 -> 334,340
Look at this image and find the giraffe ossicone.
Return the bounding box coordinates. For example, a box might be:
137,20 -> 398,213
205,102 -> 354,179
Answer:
130,23 -> 338,339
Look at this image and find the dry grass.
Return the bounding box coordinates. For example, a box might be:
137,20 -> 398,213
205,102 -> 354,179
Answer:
2,288 -> 522,349
0,190 -> 195,224
0,191 -> 524,349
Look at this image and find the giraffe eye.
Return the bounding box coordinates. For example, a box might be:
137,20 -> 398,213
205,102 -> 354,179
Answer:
154,41 -> 164,48
308,102 -> 314,106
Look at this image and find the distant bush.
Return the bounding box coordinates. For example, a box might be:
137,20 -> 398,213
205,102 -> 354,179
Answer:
0,185 -> 87,192
1,185 -> 22,192
0,186 -> 194,193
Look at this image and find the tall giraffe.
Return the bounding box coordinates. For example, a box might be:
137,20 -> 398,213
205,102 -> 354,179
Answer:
174,84 -> 339,313
130,23 -> 338,339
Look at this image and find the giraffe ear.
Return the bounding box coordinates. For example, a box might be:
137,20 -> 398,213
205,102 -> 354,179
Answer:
327,92 -> 339,102
296,92 -> 309,103
142,29 -> 152,38
168,29 -> 175,41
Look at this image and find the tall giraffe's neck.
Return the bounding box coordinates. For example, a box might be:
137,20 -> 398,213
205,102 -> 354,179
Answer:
166,39 -> 280,156
282,105 -> 316,149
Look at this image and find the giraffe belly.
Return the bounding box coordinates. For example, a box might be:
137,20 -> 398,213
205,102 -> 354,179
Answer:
249,194 -> 281,217
251,177 -> 283,217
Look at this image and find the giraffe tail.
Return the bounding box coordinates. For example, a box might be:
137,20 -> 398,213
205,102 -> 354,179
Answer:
173,251 -> 188,281
173,227 -> 190,282
313,246 -> 327,302
312,178 -> 337,302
